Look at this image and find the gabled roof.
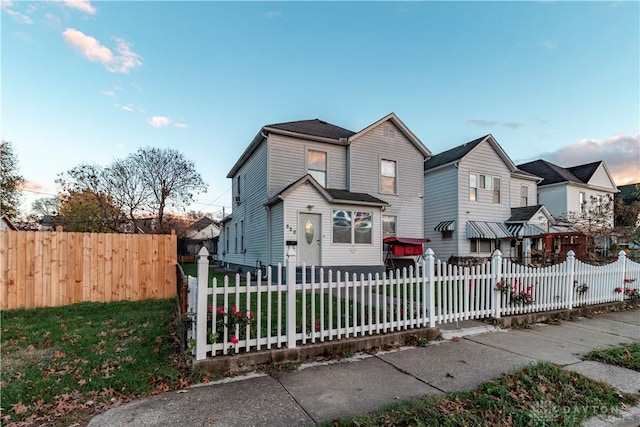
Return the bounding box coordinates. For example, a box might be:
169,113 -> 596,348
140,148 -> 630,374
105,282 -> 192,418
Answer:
506,205 -> 552,223
567,161 -> 601,183
349,112 -> 431,158
185,216 -> 220,233
517,159 -> 583,185
424,134 -> 518,173
265,174 -> 389,207
1,215 -> 17,231
265,119 -> 355,141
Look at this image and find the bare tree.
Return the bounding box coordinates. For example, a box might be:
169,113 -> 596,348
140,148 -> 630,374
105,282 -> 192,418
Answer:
31,196 -> 60,218
1,140 -> 24,220
104,158 -> 151,233
132,147 -> 207,230
566,194 -> 615,260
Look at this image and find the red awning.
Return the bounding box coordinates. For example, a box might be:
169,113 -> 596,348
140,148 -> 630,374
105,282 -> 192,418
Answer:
383,236 -> 431,245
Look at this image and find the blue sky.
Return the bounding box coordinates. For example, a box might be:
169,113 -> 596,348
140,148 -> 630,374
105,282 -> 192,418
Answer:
3,1 -> 639,218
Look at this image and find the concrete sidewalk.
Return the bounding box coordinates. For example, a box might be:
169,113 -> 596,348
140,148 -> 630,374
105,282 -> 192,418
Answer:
88,309 -> 640,427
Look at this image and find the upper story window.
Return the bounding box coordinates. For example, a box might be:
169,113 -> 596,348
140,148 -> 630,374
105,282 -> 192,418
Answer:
479,174 -> 487,189
579,192 -> 586,214
521,185 -> 528,207
492,177 -> 501,204
469,173 -> 478,201
307,150 -> 327,187
235,175 -> 242,205
332,210 -> 372,244
380,159 -> 397,194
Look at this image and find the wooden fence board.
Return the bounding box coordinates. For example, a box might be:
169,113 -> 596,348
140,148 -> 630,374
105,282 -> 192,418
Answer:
0,230 -> 177,310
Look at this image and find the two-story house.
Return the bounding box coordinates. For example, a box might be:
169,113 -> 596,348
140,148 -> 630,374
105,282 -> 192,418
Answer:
219,113 -> 431,275
423,135 -> 544,261
517,160 -> 619,224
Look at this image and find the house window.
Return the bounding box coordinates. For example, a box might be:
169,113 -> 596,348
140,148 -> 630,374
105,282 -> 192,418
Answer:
442,230 -> 453,239
240,220 -> 244,252
521,185 -> 528,207
234,223 -> 238,253
470,239 -> 494,253
579,192 -> 586,214
479,174 -> 487,189
596,195 -> 603,214
225,226 -> 229,253
383,215 -> 396,236
380,159 -> 396,194
307,150 -> 327,187
492,177 -> 501,204
469,173 -> 478,201
332,210 -> 372,244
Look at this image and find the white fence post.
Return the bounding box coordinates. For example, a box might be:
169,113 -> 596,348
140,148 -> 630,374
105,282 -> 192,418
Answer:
566,250 -> 575,309
425,248 -> 436,328
492,249 -> 503,319
195,246 -> 209,361
618,250 -> 627,302
286,247 -> 297,349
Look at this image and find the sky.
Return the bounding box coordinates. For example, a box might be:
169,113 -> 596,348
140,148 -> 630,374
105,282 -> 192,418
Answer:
3,0 -> 639,219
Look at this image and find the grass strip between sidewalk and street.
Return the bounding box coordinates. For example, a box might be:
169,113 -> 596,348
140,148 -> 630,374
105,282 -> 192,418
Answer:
322,362 -> 638,427
1,298 -> 205,427
583,342 -> 640,372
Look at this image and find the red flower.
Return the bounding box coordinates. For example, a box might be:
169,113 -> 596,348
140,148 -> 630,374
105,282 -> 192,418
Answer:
614,287 -> 623,294
230,336 -> 238,344
526,285 -> 532,291
216,307 -> 225,315
624,278 -> 636,284
247,311 -> 254,319
230,306 -> 238,313
236,311 -> 243,318
314,321 -> 320,331
625,288 -> 634,294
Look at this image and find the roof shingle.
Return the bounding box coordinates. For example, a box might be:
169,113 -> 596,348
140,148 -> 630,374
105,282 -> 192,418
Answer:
266,119 -> 355,140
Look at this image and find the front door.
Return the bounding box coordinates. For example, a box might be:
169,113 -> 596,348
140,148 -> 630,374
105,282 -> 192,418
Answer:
299,213 -> 321,266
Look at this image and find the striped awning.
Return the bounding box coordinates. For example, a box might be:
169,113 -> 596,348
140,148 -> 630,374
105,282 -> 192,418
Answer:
434,220 -> 455,232
467,221 -> 512,239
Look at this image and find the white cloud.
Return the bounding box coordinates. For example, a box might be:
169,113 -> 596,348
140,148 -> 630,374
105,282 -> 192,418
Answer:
102,90 -> 116,97
148,116 -> 172,127
2,1 -> 34,24
541,135 -> 640,185
121,105 -> 133,112
62,28 -> 142,74
45,13 -> 62,28
467,119 -> 498,127
63,0 -> 96,15
175,122 -> 189,129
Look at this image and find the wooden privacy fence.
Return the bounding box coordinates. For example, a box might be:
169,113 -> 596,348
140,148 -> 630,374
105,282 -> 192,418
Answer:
187,247 -> 640,360
0,229 -> 177,310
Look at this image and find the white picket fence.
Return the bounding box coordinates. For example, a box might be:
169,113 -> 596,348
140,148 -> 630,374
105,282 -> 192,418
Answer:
187,248 -> 640,360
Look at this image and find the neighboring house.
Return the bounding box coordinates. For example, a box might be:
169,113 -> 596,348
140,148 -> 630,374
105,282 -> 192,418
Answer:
180,216 -> 221,257
517,160 -> 619,225
0,215 -> 18,231
423,135 -> 542,261
219,113 -> 431,275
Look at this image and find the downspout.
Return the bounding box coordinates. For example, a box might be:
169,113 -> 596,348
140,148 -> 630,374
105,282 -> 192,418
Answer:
265,205 -> 271,267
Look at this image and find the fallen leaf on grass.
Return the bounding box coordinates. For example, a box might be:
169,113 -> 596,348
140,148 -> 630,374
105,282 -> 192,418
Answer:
12,402 -> 29,415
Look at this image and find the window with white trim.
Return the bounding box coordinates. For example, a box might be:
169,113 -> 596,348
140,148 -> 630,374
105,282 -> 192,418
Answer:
521,185 -> 528,207
234,223 -> 238,253
492,177 -> 501,204
470,239 -> 494,253
240,220 -> 244,252
332,210 -> 372,244
383,215 -> 396,236
380,160 -> 396,194
579,192 -> 586,214
469,173 -> 478,201
307,150 -> 327,187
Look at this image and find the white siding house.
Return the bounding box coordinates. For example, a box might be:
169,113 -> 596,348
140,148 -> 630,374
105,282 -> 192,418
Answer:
219,113 -> 431,275
424,135 -> 542,261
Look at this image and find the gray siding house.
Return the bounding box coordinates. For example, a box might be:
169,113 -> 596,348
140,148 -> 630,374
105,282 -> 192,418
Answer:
219,113 -> 431,275
423,135 -> 542,261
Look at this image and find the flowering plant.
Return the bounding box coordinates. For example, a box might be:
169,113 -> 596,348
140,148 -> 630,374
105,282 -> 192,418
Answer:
620,278 -> 639,300
495,278 -> 534,306
208,304 -> 254,354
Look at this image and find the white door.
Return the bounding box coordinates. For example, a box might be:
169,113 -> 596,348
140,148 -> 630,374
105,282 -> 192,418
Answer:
299,213 -> 321,266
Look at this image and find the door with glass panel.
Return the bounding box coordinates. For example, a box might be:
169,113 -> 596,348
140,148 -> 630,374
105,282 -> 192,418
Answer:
299,213 -> 321,266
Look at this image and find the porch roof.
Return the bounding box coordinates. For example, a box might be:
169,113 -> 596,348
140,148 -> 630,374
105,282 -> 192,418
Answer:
466,221 -> 512,239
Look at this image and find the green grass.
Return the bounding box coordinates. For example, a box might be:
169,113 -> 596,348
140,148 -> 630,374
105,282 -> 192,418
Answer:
0,299 -> 202,426
322,362 -> 637,426
584,343 -> 640,372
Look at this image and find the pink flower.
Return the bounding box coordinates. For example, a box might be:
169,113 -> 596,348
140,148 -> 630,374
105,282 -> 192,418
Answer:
314,321 -> 320,331
230,306 -> 238,313
624,278 -> 636,284
236,311 -> 243,319
230,336 -> 238,344
216,306 -> 225,315
247,311 -> 254,319
625,288 -> 634,294
614,287 -> 623,294
526,286 -> 532,291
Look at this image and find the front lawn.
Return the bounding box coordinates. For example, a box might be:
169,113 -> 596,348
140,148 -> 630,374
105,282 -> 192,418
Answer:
0,299 -> 202,426
325,362 -> 637,426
